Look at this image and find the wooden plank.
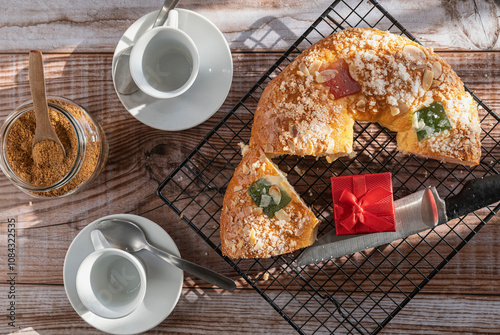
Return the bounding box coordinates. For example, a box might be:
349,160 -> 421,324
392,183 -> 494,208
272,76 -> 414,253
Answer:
1,284 -> 499,334
0,51 -> 498,139
383,293 -> 500,334
0,0 -> 499,53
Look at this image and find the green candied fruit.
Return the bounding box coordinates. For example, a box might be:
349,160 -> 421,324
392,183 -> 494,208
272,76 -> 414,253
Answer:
413,101 -> 452,141
247,177 -> 292,218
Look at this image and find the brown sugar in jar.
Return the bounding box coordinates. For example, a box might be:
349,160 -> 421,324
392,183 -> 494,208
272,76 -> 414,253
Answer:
0,97 -> 108,197
7,109 -> 77,186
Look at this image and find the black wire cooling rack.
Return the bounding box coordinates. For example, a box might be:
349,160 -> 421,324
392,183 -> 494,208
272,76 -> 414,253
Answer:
158,0 -> 500,333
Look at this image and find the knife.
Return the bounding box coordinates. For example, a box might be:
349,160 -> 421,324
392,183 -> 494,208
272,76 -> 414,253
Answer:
295,174 -> 500,266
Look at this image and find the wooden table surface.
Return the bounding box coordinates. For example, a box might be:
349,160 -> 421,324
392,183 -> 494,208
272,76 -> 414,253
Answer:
1,0 -> 499,334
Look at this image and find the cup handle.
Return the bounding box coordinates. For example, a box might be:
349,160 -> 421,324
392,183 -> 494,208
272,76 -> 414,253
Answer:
165,9 -> 178,29
90,230 -> 111,250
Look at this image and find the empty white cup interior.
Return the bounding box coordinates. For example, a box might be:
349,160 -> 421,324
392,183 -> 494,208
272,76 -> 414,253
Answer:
129,10 -> 200,99
76,233 -> 147,319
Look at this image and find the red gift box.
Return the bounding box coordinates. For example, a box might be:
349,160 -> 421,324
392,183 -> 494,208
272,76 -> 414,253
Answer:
331,172 -> 396,236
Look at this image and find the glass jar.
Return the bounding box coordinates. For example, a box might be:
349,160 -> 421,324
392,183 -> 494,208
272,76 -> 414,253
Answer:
0,96 -> 108,197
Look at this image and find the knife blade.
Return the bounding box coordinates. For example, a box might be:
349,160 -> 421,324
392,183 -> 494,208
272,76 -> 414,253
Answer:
295,174 -> 500,266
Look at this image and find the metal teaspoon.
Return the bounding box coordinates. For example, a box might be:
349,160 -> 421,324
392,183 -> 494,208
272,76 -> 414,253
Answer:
114,0 -> 180,95
94,218 -> 236,291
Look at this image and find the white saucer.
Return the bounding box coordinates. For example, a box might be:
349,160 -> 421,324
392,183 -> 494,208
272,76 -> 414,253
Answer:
112,9 -> 233,131
63,214 -> 183,335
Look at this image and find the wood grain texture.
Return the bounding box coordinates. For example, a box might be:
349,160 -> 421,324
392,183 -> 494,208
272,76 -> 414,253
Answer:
2,285 -> 500,334
1,0 -> 500,334
0,0 -> 498,53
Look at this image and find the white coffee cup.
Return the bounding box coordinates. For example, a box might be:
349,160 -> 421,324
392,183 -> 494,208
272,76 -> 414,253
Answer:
129,10 -> 200,99
76,230 -> 147,319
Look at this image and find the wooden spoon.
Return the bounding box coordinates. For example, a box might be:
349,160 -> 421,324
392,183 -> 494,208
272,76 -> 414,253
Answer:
29,50 -> 66,158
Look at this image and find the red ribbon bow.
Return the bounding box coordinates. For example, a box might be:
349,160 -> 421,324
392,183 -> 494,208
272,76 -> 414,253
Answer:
334,175 -> 395,233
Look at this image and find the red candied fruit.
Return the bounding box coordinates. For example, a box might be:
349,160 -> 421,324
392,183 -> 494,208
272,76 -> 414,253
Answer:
321,59 -> 361,99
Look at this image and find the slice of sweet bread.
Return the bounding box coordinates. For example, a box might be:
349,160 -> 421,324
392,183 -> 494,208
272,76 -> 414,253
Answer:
220,146 -> 319,258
